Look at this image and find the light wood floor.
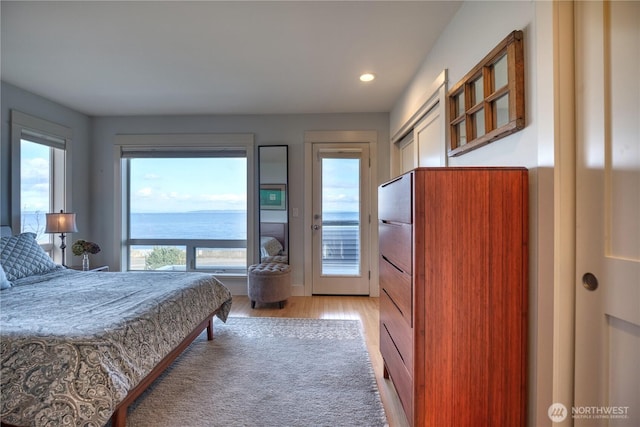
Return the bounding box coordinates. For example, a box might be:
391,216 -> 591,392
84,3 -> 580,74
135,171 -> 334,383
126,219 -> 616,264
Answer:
228,295 -> 409,427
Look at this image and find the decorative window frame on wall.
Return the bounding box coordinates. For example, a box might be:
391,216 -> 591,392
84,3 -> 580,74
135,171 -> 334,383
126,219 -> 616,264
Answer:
448,30 -> 524,157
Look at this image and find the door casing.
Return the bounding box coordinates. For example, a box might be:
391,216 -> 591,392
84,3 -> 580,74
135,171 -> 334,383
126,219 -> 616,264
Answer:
310,143 -> 370,295
303,130 -> 379,297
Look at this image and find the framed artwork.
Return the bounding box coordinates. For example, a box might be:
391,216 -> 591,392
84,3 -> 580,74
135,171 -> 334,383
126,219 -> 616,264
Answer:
260,184 -> 286,210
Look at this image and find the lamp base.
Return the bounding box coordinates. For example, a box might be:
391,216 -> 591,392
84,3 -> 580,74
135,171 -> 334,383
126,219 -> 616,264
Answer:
59,233 -> 67,267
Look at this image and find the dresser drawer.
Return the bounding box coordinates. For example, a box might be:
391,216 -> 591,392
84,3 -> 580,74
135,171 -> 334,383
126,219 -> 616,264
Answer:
379,222 -> 412,275
380,291 -> 413,370
380,322 -> 413,419
379,254 -> 412,326
379,173 -> 412,224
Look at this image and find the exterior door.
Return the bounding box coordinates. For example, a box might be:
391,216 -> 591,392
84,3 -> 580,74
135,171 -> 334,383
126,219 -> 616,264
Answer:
311,143 -> 370,295
574,1 -> 639,425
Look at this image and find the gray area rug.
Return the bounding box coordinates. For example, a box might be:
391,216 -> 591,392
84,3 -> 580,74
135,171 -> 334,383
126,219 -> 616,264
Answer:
123,317 -> 388,427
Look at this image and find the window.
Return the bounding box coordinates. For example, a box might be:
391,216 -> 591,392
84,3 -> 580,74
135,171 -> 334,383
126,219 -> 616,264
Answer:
20,140 -> 52,242
126,157 -> 247,272
116,134 -> 255,274
11,111 -> 71,257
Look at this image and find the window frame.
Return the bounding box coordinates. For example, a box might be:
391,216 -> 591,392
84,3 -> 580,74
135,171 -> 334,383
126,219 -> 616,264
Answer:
114,133 -> 255,274
447,30 -> 525,157
10,110 -> 72,260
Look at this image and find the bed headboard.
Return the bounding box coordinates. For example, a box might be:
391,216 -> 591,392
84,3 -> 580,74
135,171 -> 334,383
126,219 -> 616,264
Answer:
0,226 -> 12,238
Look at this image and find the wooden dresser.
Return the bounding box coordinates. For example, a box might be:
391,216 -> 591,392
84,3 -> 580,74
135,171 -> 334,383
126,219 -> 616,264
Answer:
378,167 -> 528,427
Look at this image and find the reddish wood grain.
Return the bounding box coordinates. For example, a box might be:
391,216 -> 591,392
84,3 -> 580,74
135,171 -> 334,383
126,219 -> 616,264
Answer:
379,167 -> 527,427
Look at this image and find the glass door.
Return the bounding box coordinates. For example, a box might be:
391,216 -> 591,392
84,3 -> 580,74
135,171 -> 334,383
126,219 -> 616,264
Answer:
311,143 -> 370,295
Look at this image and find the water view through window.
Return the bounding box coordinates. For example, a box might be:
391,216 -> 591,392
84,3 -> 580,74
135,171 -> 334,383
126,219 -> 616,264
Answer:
20,140 -> 52,243
128,157 -> 247,272
321,157 -> 360,275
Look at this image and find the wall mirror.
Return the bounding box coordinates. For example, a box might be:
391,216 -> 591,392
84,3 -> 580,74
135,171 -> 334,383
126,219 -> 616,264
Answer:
258,145 -> 289,264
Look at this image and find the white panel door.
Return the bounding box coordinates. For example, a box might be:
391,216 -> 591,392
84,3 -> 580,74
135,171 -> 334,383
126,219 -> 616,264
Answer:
397,132 -> 416,175
415,102 -> 446,167
574,1 -> 640,426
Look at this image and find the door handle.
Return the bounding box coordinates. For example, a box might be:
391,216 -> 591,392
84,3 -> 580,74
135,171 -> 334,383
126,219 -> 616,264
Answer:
582,272 -> 599,291
312,224 -> 321,230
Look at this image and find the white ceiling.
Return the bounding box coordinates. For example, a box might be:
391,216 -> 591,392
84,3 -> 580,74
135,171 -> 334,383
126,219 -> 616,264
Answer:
1,1 -> 461,116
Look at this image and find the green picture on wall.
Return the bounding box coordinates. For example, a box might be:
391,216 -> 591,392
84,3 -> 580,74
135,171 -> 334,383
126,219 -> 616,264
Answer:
260,184 -> 286,210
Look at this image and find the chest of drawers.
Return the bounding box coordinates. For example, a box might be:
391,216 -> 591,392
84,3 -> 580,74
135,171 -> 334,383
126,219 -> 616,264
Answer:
378,167 -> 528,427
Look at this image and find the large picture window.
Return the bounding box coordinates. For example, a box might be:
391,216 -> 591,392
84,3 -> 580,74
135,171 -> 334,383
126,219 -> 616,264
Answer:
126,157 -> 247,272
116,134 -> 255,274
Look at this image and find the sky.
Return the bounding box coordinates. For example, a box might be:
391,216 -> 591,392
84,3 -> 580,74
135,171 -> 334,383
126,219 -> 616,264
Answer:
130,157 -> 247,213
321,158 -> 360,213
20,140 -> 50,213
21,146 -> 362,215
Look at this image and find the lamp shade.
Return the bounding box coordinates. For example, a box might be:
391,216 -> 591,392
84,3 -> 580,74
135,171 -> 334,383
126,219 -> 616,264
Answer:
44,211 -> 78,234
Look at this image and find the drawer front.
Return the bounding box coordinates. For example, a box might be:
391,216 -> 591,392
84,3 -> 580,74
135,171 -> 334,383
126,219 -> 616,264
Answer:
380,291 -> 413,370
379,222 -> 412,275
379,255 -> 412,326
379,173 -> 412,224
380,322 -> 413,420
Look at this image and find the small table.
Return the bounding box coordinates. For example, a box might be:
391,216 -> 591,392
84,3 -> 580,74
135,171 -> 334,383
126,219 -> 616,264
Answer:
68,265 -> 110,272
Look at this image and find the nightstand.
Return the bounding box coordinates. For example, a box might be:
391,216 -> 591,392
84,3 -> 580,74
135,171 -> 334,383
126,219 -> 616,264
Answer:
68,265 -> 109,272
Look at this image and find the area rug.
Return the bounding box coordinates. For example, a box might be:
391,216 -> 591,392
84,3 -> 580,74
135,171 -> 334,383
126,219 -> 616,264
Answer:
123,317 -> 388,426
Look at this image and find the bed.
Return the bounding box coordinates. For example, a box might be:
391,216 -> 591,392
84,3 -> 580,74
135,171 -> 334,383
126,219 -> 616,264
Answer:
0,231 -> 233,427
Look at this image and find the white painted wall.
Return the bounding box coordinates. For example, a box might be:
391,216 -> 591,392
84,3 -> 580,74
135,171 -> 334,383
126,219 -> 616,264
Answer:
389,2 -> 556,426
392,1 -> 538,168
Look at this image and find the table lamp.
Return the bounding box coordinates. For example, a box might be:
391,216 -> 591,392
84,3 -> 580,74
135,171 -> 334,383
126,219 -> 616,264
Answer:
45,210 -> 78,266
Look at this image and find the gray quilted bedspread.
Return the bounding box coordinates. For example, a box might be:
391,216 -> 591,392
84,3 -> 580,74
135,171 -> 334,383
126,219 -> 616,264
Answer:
0,269 -> 232,427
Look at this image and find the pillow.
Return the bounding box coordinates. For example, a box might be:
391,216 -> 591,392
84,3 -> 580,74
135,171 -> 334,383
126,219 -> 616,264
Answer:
0,264 -> 10,290
0,232 -> 60,281
260,236 -> 284,257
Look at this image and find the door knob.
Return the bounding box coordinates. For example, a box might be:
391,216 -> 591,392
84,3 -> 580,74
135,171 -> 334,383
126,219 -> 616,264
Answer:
582,272 -> 599,291
312,224 -> 320,230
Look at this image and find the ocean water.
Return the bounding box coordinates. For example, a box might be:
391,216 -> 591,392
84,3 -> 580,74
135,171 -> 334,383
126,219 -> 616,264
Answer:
18,211 -> 249,241
131,211 -> 248,239
21,210 -> 359,241
131,211 -> 358,239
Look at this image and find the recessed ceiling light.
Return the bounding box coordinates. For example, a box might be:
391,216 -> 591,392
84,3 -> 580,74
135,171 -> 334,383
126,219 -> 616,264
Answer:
359,73 -> 376,82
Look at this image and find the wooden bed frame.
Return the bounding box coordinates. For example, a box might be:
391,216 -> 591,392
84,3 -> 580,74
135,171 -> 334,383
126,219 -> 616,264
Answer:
111,308 -> 220,427
1,308 -> 221,427
1,225 -> 226,427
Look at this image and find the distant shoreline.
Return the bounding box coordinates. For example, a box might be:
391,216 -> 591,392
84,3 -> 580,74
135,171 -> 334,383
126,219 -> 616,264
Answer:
131,210 -> 247,214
